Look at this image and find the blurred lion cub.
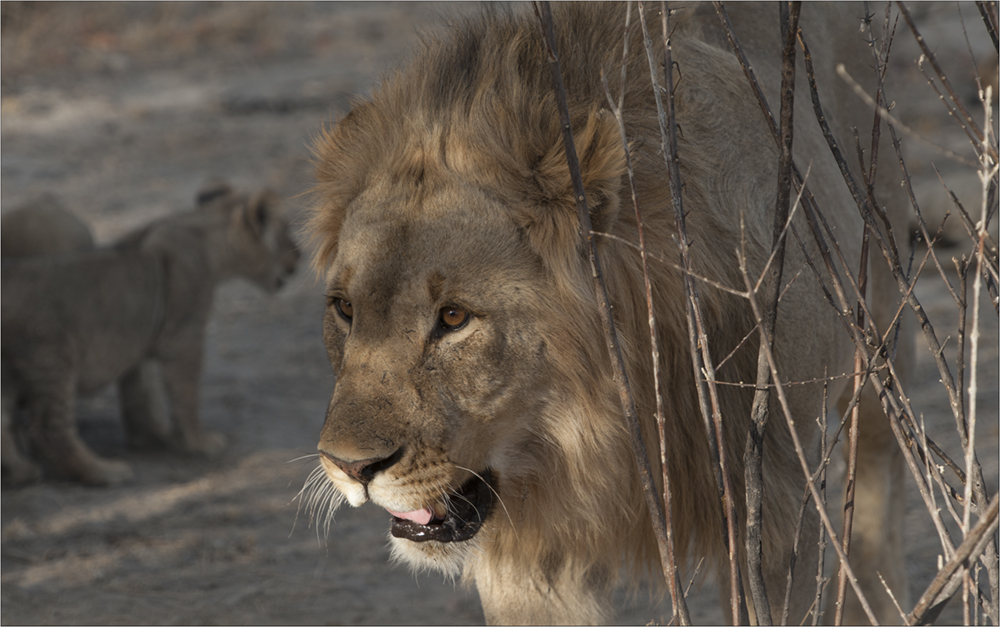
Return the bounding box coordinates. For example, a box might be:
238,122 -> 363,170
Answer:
1,182 -> 299,485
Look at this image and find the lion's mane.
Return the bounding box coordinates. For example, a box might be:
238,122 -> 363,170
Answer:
308,3 -> 906,623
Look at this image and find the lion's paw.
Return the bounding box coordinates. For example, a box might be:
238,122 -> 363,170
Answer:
125,430 -> 172,451
180,430 -> 227,457
3,459 -> 43,486
79,457 -> 134,487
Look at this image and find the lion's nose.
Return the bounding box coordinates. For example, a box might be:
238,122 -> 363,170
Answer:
319,447 -> 404,485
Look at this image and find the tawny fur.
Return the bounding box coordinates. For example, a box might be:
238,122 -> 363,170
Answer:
1,197 -> 97,485
2,196 -> 95,259
307,4 -> 912,624
1,182 -> 300,486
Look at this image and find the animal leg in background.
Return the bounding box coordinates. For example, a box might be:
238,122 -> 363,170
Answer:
29,369 -> 133,485
159,343 -> 225,455
1,376 -> 41,485
119,360 -> 173,450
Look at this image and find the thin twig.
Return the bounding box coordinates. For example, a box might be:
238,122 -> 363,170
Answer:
878,571 -> 912,625
809,376 -> 830,627
834,233 -> 868,626
645,2 -> 747,622
836,65 -> 978,168
743,4 -> 799,623
963,81 -> 996,621
598,4 -> 690,619
976,0 -> 999,50
896,2 -> 996,162
801,21 -> 1000,619
867,10 -> 1000,603
908,495 -> 1000,625
532,7 -> 682,623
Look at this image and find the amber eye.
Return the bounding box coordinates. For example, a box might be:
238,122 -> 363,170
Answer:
439,306 -> 469,330
334,298 -> 354,321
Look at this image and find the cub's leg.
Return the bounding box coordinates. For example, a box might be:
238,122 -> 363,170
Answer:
119,361 -> 172,449
29,372 -> 133,485
1,382 -> 41,485
160,349 -> 226,455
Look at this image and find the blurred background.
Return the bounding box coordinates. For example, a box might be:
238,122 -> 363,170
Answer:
1,2 -> 996,624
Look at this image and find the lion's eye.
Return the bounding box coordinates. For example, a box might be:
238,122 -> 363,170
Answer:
439,306 -> 469,330
334,298 -> 354,321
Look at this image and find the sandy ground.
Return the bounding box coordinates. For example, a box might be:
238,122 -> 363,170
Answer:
1,3 -> 997,625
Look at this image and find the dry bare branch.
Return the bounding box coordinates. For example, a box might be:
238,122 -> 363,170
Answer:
861,9 -> 1000,605
896,2 -> 997,162
809,380 -> 831,627
977,0 -> 999,50
797,16 -> 1000,618
743,4 -> 800,623
532,6 -> 687,625
597,4 -> 690,620
643,2 -> 747,622
908,495 -> 999,625
838,63 -> 979,167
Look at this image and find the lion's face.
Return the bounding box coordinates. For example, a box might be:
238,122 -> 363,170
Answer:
317,180 -> 556,572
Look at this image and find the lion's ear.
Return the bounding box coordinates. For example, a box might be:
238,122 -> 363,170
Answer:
512,108 -> 626,270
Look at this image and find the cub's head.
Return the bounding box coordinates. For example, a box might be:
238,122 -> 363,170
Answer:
198,180 -> 301,293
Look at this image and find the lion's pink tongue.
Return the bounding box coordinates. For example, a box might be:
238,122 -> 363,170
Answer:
387,507 -> 434,525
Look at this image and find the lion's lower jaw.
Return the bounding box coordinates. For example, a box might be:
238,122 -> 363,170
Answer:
388,533 -> 479,580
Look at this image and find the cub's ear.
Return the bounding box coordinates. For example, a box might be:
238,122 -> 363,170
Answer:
196,178 -> 234,207
238,190 -> 279,238
512,108 -> 625,272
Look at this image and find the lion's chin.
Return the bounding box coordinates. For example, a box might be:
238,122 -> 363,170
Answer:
389,532 -> 480,579
388,469 -> 496,543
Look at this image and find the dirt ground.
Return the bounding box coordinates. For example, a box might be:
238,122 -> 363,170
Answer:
1,3 -> 997,625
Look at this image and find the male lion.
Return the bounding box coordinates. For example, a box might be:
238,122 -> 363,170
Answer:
307,3 -> 911,624
2,182 -> 300,485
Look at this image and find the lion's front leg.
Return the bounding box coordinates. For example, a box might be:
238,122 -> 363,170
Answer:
834,383 -> 909,625
28,372 -> 133,485
159,345 -> 226,456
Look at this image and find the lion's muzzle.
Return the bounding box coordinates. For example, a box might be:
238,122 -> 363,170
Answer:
388,469 -> 496,543
318,442 -> 497,544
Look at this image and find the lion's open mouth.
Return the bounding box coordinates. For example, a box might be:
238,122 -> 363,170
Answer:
388,469 -> 495,543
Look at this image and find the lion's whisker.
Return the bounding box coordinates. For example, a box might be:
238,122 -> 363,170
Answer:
286,453 -> 320,464
290,463 -> 344,544
454,465 -> 518,541
289,463 -> 325,534
450,490 -> 477,518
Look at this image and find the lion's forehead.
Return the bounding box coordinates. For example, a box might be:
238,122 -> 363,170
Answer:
330,192 -> 541,310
